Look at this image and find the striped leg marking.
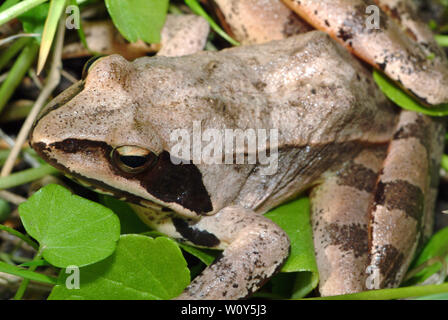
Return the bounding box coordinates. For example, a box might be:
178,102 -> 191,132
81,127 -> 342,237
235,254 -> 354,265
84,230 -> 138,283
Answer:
310,145 -> 387,296
368,112 -> 444,288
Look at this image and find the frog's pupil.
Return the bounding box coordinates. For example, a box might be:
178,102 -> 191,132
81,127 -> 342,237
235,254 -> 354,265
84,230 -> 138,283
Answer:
120,155 -> 148,168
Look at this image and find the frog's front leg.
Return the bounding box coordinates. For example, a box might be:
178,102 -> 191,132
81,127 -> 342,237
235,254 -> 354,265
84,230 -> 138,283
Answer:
134,205 -> 290,300
174,206 -> 290,299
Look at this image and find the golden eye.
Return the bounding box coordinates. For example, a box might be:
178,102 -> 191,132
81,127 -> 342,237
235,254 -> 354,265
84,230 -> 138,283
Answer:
81,55 -> 107,80
111,146 -> 158,174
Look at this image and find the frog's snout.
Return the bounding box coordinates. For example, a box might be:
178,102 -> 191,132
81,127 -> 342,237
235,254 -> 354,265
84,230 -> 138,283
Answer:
34,80 -> 85,127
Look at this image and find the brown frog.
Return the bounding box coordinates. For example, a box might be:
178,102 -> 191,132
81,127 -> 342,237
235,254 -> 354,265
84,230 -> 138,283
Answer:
30,0 -> 446,299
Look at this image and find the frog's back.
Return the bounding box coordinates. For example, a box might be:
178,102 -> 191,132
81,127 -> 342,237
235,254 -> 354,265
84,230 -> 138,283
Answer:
135,31 -> 397,149
132,31 -> 399,213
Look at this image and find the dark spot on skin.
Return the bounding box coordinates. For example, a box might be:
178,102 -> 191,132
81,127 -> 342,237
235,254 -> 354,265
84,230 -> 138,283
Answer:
405,28 -> 418,42
311,88 -> 316,94
374,180 -> 424,221
253,81 -> 267,91
393,116 -> 430,152
204,60 -> 219,77
326,223 -> 368,258
281,12 -> 312,37
337,28 -> 353,42
46,139 -> 213,214
385,6 -> 401,22
172,218 -> 220,247
337,161 -> 378,193
324,19 -> 330,27
122,151 -> 213,215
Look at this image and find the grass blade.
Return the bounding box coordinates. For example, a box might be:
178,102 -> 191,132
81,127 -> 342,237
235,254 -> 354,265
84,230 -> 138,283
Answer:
0,261 -> 57,285
36,0 -> 66,74
0,0 -> 48,27
184,0 -> 239,46
0,41 -> 38,114
302,283 -> 448,300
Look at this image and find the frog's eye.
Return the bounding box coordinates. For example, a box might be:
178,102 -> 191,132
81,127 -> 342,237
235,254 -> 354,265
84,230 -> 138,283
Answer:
111,146 -> 158,174
81,55 -> 107,80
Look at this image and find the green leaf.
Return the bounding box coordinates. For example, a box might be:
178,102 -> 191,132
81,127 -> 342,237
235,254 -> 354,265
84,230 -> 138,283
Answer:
48,234 -> 190,300
415,293 -> 448,300
105,0 -> 169,43
406,226 -> 448,284
178,243 -> 220,266
184,0 -> 240,46
17,2 -> 49,35
0,0 -> 20,12
0,261 -> 57,285
265,197 -> 319,298
142,230 -> 220,266
19,259 -> 51,268
18,184 -> 120,268
99,196 -> 149,234
435,35 -> 448,47
373,70 -> 448,116
305,283 -> 448,300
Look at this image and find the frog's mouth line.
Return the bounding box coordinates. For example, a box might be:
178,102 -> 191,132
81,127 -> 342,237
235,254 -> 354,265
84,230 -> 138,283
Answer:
31,141 -> 170,213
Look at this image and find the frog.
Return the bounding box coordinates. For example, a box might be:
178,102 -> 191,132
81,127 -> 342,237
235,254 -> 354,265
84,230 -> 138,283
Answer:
29,1 -> 446,299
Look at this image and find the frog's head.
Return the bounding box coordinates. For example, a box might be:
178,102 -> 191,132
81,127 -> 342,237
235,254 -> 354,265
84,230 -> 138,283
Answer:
30,55 -> 213,218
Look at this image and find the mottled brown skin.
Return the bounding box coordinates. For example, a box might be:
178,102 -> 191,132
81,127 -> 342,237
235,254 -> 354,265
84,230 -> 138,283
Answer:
369,112 -> 445,289
281,0 -> 448,105
29,0 -> 447,299
310,145 -> 387,295
31,32 -> 407,299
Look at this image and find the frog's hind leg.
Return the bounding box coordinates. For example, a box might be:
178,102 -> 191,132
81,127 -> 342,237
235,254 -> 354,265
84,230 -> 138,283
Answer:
368,111 -> 445,288
281,0 -> 448,105
310,144 -> 388,296
312,111 -> 445,296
